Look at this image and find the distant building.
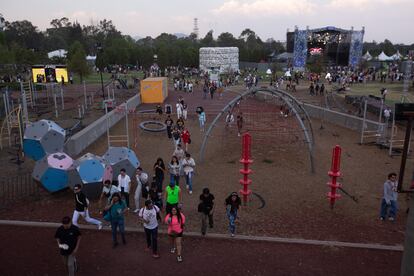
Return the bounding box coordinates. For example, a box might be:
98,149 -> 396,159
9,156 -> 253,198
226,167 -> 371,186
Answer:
199,47 -> 239,73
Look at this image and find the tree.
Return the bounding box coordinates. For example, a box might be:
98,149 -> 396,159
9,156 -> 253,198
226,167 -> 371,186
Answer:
217,32 -> 238,47
201,30 -> 215,47
67,41 -> 90,83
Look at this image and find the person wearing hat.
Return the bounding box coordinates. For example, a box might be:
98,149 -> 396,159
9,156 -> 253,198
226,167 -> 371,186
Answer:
138,199 -> 160,258
165,180 -> 181,214
225,192 -> 242,237
198,188 -> 215,235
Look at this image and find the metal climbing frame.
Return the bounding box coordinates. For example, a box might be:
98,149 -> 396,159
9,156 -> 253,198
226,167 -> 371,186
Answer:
199,87 -> 315,173
105,102 -> 131,148
0,105 -> 24,150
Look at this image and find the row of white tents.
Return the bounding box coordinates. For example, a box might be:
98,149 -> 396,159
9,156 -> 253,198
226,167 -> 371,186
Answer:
362,51 -> 406,61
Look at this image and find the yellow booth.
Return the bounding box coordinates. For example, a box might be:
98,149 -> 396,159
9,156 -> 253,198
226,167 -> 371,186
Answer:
140,77 -> 168,103
32,65 -> 68,83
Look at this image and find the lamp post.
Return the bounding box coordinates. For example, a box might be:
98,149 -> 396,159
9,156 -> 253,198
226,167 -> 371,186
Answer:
96,43 -> 105,100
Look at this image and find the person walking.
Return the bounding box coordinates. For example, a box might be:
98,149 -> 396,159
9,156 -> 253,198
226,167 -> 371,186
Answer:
134,167 -> 149,213
72,184 -> 102,229
118,169 -> 131,208
55,216 -> 81,276
182,102 -> 188,120
165,206 -> 185,262
237,113 -> 243,137
165,115 -> 174,139
172,127 -> 181,148
225,192 -> 242,237
104,193 -> 127,248
173,143 -> 185,176
165,181 -> 181,214
139,199 -> 161,258
198,109 -> 206,132
198,188 -> 214,235
168,156 -> 180,187
182,153 -> 195,194
380,172 -> 398,221
153,158 -> 166,193
181,128 -> 191,152
176,101 -> 183,119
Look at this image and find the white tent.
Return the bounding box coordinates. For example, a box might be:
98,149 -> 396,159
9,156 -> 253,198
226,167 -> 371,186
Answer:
266,69 -> 272,75
377,51 -> 393,61
391,51 -> 403,60
47,49 -> 67,59
86,55 -> 97,61
362,51 -> 373,61
284,70 -> 291,77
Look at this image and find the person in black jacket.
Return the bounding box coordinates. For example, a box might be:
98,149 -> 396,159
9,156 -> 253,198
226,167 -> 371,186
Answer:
55,216 -> 81,276
198,188 -> 215,235
72,184 -> 102,229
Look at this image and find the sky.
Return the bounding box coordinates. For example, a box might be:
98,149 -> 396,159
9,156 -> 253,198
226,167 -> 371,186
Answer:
1,0 -> 413,44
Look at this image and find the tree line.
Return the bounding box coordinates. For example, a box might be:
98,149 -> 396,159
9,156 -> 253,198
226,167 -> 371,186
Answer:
0,17 -> 413,68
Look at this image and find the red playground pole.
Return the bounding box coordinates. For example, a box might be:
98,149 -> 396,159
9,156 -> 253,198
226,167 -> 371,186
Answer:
239,133 -> 253,204
327,145 -> 342,209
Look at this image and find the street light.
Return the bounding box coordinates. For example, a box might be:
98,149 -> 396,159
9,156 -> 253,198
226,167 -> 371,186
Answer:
96,43 -> 105,100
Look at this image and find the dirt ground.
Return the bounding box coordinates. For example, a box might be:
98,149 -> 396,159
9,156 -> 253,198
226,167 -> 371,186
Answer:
0,226 -> 402,276
0,82 -> 411,274
1,84 -> 411,243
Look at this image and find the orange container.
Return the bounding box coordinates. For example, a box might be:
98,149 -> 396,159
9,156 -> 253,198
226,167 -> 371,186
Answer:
140,77 -> 168,103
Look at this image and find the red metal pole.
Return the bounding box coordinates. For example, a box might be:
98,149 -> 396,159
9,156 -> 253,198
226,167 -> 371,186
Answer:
327,145 -> 342,209
239,133 -> 252,204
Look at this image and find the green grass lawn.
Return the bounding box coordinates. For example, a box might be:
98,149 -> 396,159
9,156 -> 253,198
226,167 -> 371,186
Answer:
337,82 -> 414,105
72,71 -> 145,84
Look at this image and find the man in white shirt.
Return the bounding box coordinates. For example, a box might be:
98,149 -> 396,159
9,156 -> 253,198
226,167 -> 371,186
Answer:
182,153 -> 196,194
134,167 -> 149,213
118,168 -> 131,208
176,101 -> 183,119
138,199 -> 160,258
99,180 -> 120,209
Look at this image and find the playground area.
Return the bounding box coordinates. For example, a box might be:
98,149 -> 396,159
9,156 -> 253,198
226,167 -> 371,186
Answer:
0,80 -> 413,275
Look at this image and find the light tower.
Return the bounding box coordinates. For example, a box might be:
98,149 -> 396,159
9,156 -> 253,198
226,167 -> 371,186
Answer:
193,18 -> 199,39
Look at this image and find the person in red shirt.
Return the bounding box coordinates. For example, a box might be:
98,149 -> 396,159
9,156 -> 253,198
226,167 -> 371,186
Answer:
180,128 -> 191,151
164,207 -> 185,262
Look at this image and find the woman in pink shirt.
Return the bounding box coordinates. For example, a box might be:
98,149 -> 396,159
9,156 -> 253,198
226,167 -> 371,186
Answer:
164,206 -> 185,262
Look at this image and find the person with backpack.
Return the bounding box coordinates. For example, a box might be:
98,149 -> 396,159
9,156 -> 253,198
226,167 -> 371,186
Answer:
165,206 -> 185,262
72,184 -> 102,229
138,199 -> 161,258
198,188 -> 214,235
104,193 -> 127,248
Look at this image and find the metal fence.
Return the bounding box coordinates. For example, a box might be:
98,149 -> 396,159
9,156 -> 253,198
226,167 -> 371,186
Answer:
0,172 -> 41,208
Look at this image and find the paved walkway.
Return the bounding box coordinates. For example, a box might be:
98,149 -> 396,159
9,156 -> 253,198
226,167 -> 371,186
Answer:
0,219 -> 403,252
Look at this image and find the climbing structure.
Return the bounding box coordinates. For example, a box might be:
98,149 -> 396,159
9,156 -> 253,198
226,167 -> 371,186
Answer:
239,132 -> 253,204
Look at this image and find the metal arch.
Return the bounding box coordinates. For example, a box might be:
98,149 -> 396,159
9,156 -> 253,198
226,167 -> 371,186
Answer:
199,88 -> 315,173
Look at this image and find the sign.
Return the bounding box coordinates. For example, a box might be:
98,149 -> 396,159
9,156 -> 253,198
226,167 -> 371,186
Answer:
395,103 -> 414,121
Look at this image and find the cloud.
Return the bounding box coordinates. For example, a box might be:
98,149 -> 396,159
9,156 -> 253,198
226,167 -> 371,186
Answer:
70,11 -> 98,22
327,0 -> 410,10
212,0 -> 315,17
